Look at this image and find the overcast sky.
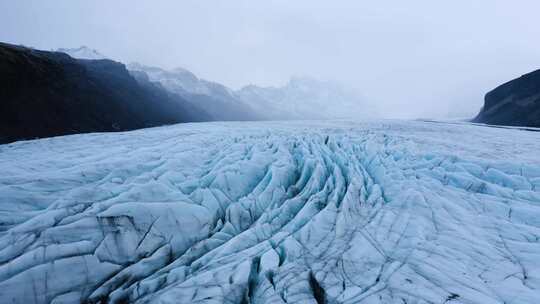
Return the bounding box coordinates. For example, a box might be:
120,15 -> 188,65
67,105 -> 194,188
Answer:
1,0 -> 539,119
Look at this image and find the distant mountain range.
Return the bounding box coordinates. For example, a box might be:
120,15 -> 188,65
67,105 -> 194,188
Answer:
57,46 -> 106,60
5,43 -> 538,145
128,64 -> 373,121
474,69 -> 540,127
0,44 -> 373,143
60,47 -> 372,121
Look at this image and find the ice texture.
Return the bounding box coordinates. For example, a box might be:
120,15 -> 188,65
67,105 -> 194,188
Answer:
1,120 -> 540,303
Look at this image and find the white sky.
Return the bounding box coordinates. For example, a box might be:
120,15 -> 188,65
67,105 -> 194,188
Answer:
1,0 -> 539,119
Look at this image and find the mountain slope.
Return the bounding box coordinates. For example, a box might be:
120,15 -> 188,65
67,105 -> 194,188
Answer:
57,46 -> 372,122
1,120 -> 539,303
474,69 -> 540,127
128,63 -> 261,121
0,43 -> 210,144
128,64 -> 373,121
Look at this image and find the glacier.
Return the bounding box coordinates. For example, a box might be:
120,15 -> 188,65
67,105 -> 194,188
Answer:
0,120 -> 539,304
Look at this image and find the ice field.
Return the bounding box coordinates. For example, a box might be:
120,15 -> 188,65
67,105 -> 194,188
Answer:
1,120 -> 540,303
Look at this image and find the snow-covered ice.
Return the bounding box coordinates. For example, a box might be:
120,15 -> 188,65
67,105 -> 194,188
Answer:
1,120 -> 540,303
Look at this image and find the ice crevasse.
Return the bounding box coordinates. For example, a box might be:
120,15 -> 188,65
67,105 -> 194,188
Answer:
0,120 -> 540,303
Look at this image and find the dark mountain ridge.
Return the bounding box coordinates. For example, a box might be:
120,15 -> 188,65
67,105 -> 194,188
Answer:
474,69 -> 540,127
0,42 -> 210,144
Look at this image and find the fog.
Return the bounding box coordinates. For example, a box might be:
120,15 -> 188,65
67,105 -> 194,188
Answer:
2,0 -> 540,119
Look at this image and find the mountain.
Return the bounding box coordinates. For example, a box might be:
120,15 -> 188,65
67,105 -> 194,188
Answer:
236,76 -> 374,120
474,69 -> 540,127
128,64 -> 373,121
56,46 -> 372,122
0,42 -> 210,144
57,46 -> 107,60
128,63 -> 261,121
128,63 -> 211,95
57,47 -> 258,121
4,42 -> 374,143
1,120 -> 540,303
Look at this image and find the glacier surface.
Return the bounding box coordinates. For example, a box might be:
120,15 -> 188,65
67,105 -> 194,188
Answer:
1,120 -> 540,304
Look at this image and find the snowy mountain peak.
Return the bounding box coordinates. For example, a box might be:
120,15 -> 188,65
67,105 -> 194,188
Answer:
57,46 -> 106,60
128,62 -> 210,95
236,76 -> 373,120
127,60 -> 374,120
